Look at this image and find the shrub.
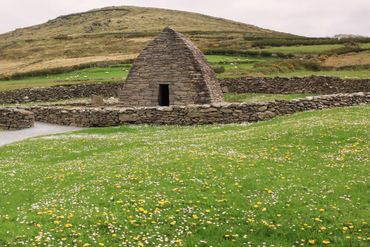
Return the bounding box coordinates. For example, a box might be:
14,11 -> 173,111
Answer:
53,34 -> 71,40
213,66 -> 225,74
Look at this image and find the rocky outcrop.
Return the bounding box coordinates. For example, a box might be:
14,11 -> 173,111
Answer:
26,93 -> 369,127
0,108 -> 35,129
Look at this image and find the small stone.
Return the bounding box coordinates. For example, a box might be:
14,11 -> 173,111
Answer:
91,95 -> 104,106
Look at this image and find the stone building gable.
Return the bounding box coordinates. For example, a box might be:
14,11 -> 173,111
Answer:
118,27 -> 224,106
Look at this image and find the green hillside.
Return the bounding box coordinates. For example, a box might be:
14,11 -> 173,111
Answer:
0,6 -> 293,78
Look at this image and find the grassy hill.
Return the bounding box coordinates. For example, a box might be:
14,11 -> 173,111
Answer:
0,6 -> 292,78
0,105 -> 369,246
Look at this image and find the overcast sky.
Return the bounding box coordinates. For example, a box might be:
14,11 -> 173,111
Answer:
0,0 -> 369,37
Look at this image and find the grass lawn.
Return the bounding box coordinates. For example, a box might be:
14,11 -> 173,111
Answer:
0,105 -> 369,246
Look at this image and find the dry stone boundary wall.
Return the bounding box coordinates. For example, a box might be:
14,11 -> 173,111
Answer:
222,76 -> 370,94
0,108 -> 34,130
26,93 -> 369,127
0,77 -> 369,104
0,83 -> 120,104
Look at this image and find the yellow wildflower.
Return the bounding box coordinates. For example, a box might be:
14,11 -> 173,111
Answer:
322,240 -> 331,245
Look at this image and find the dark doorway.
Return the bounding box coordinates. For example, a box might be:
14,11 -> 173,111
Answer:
159,84 -> 170,106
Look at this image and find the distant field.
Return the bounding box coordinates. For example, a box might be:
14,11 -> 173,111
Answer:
252,44 -> 344,54
1,105 -> 369,246
269,69 -> 370,79
360,43 -> 370,49
0,54 -> 369,91
206,55 -> 265,64
0,66 -> 130,91
322,50 -> 370,68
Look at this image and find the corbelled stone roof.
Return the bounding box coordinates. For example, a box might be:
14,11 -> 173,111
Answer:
118,27 -> 224,106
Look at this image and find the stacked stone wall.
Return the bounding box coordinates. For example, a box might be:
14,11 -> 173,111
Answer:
221,76 -> 370,94
0,83 -> 120,104
0,108 -> 34,129
27,93 -> 369,127
0,77 -> 369,105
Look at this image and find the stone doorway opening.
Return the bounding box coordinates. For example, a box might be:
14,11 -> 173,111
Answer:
159,84 -> 170,106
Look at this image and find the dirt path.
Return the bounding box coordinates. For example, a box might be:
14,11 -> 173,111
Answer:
0,122 -> 82,147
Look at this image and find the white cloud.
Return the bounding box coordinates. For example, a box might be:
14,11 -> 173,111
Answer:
0,0 -> 369,37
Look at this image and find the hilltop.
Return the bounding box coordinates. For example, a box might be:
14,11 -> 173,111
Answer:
0,6 -> 293,77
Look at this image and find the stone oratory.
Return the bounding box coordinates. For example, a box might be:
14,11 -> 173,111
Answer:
118,27 -> 224,107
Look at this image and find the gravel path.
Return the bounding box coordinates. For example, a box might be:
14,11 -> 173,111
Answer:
0,122 -> 82,147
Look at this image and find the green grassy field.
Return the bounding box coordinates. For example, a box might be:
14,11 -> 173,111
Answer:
0,65 -> 131,91
0,105 -> 369,246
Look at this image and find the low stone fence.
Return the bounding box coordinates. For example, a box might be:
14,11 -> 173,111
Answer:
26,93 -> 369,127
0,82 -> 120,104
221,76 -> 370,94
0,108 -> 35,129
1,76 -> 369,104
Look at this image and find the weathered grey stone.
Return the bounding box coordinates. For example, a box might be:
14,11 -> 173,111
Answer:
0,108 -> 34,129
257,105 -> 268,111
91,95 -> 104,106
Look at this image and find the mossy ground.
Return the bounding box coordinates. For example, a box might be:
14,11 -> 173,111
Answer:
0,105 -> 369,246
